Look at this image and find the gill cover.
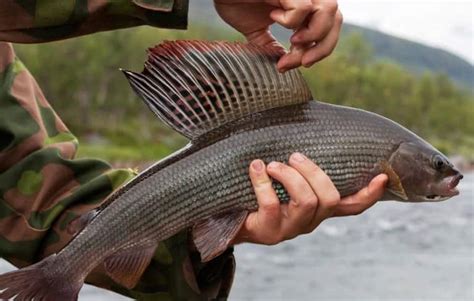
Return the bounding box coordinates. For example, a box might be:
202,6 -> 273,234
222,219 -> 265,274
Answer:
387,141 -> 462,202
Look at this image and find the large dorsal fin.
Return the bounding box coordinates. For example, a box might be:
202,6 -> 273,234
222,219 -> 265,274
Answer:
122,40 -> 312,139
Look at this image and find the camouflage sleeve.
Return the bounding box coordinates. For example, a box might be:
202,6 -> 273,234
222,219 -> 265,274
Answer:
0,0 -> 188,43
0,41 -> 235,300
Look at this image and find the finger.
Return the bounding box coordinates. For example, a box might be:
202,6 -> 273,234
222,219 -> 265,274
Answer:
233,160 -> 281,245
266,161 -> 318,238
277,44 -> 307,72
290,8 -> 335,44
289,153 -> 340,231
269,0 -> 314,29
290,0 -> 339,43
301,10 -> 343,67
245,29 -> 286,55
332,174 -> 388,217
248,160 -> 282,231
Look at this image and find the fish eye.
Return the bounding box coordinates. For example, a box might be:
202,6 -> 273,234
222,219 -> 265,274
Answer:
432,155 -> 445,170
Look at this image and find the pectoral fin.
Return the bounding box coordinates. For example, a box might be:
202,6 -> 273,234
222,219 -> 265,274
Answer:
380,161 -> 408,201
104,244 -> 157,289
66,210 -> 98,236
192,211 -> 248,262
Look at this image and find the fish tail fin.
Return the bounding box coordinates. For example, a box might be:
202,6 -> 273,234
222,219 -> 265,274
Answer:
0,254 -> 83,300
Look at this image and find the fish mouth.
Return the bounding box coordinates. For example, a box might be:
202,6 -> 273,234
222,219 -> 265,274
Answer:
422,174 -> 463,202
422,195 -> 452,202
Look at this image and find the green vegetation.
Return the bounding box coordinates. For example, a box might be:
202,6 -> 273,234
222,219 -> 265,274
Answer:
13,27 -> 474,164
305,33 -> 474,159
192,1 -> 474,88
342,24 -> 474,88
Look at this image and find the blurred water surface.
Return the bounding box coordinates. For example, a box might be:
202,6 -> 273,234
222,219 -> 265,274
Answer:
1,174 -> 472,300
231,173 -> 474,301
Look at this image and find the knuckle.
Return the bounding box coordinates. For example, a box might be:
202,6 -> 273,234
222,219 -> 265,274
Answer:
331,190 -> 342,204
298,196 -> 319,210
261,201 -> 280,215
284,232 -> 297,241
303,60 -> 315,68
307,163 -> 322,175
302,226 -> 315,235
351,206 -> 367,216
300,1 -> 313,12
324,197 -> 340,209
321,192 -> 341,209
263,233 -> 284,245
254,177 -> 271,189
326,1 -> 339,14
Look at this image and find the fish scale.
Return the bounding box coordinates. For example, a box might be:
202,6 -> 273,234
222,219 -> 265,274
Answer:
0,41 -> 462,301
105,102 -> 404,249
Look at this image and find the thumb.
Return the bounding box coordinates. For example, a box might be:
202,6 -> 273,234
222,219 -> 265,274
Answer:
332,174 -> 388,217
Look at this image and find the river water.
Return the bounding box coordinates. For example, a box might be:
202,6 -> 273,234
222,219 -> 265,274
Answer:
1,174 -> 472,300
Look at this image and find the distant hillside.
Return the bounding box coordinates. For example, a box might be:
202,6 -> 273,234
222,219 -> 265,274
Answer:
263,24 -> 474,89
190,1 -> 473,89
342,24 -> 473,88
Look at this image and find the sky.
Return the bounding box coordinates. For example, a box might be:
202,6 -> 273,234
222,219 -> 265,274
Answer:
338,0 -> 473,63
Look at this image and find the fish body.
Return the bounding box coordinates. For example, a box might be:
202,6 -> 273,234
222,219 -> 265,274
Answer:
0,41 -> 462,300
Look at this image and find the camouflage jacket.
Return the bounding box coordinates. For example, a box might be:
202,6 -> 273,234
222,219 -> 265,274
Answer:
0,0 -> 188,43
0,1 -> 235,300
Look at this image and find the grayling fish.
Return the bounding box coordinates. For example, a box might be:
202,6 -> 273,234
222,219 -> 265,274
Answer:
0,41 -> 463,300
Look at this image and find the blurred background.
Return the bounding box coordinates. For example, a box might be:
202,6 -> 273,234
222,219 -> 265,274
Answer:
10,0 -> 474,166
1,0 -> 473,300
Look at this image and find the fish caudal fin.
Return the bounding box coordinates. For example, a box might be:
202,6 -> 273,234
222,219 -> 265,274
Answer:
0,255 -> 82,301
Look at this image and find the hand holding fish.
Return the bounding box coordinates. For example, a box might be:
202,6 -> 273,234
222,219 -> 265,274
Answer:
214,0 -> 343,71
233,153 -> 388,245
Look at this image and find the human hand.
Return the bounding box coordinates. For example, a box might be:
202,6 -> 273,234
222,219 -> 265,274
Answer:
213,0 -> 343,72
233,153 -> 388,245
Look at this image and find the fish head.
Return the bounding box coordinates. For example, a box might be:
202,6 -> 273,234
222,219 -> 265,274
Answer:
387,141 -> 463,202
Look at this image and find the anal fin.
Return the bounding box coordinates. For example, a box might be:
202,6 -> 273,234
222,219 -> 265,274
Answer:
192,211 -> 248,262
104,243 -> 157,289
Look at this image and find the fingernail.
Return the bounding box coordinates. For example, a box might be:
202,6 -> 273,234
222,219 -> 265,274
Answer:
278,67 -> 288,73
267,162 -> 280,170
291,152 -> 306,163
252,160 -> 264,172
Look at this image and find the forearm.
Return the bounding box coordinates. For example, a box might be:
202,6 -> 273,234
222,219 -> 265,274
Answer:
0,0 -> 188,43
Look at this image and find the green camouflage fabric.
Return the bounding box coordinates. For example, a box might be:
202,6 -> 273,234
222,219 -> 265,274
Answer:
0,1 -> 236,300
0,0 -> 188,43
